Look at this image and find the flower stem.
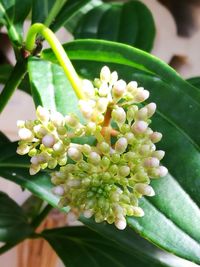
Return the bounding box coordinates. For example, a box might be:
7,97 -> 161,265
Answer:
25,23 -> 84,100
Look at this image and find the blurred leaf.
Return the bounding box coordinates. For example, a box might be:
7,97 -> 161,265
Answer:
0,131 -> 9,146
187,77 -> 200,90
0,191 -> 33,242
73,0 -> 155,52
22,195 -> 44,222
0,0 -> 31,45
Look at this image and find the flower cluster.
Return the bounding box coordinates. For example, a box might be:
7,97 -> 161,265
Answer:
17,66 -> 168,230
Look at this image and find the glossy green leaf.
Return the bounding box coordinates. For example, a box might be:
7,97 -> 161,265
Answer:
0,191 -> 33,242
28,57 -> 80,117
64,0 -> 102,33
51,0 -> 101,32
0,0 -> 31,45
187,76 -> 200,90
32,0 -> 55,24
41,39 -> 200,263
0,60 -> 27,113
42,226 -> 143,267
73,1 -> 155,52
42,225 -> 196,267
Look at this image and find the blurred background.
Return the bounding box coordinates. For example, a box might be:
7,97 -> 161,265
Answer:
1,0 -> 200,266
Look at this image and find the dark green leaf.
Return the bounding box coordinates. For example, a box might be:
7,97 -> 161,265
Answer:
0,131 -> 9,146
0,191 -> 33,242
64,0 -> 102,33
32,0 -> 55,24
51,0 -> 101,32
73,1 -> 155,52
187,76 -> 200,90
41,39 -> 200,263
0,60 -> 27,113
0,0 -> 31,45
42,225 -> 192,267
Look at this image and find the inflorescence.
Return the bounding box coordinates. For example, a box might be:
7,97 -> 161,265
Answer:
17,66 -> 168,230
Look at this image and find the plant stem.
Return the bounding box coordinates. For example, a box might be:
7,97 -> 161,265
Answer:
31,204 -> 53,229
0,61 -> 27,113
44,0 -> 68,28
25,23 -> 84,100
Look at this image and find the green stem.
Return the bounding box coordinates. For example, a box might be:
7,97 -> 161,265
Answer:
0,61 -> 27,113
25,23 -> 84,100
44,0 -> 68,28
31,204 -> 53,229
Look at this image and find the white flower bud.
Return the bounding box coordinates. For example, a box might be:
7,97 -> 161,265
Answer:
68,147 -> 82,161
158,166 -> 168,177
112,79 -> 126,98
110,71 -> 118,84
29,164 -> 40,175
65,114 -> 79,128
152,150 -> 165,160
137,107 -> 148,120
127,105 -> 138,123
52,185 -> 65,196
82,79 -> 95,98
17,144 -> 30,155
86,122 -> 96,134
115,137 -> 128,154
96,98 -> 108,113
112,107 -> 126,125
144,157 -> 160,168
126,81 -> 138,93
81,144 -> 92,155
99,142 -> 110,154
139,145 -> 151,156
115,218 -> 127,230
30,156 -> 39,165
135,88 -> 149,102
150,132 -> 162,143
18,128 -> 33,141
36,106 -> 49,122
118,166 -> 130,177
50,111 -> 64,127
135,183 -> 155,196
17,120 -> 25,128
100,66 -> 111,82
124,132 -> 134,144
146,103 -> 156,117
53,141 -> 64,152
99,82 -> 110,97
88,151 -> 101,165
131,121 -> 148,134
42,134 -> 55,148
132,206 -> 144,217
79,100 -> 93,119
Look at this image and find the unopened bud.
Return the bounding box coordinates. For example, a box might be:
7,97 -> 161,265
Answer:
88,151 -> 101,165
115,218 -> 127,230
18,128 -> 33,141
50,111 -> 64,127
135,183 -> 155,196
144,157 -> 160,168
115,137 -> 128,154
112,107 -> 126,125
42,134 -> 55,148
68,147 -> 82,161
65,114 -> 79,128
131,121 -> 148,134
100,66 -> 111,82
36,106 -> 49,122
52,185 -> 65,196
112,80 -> 126,98
146,103 -> 156,117
82,79 -> 95,98
150,132 -> 162,143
